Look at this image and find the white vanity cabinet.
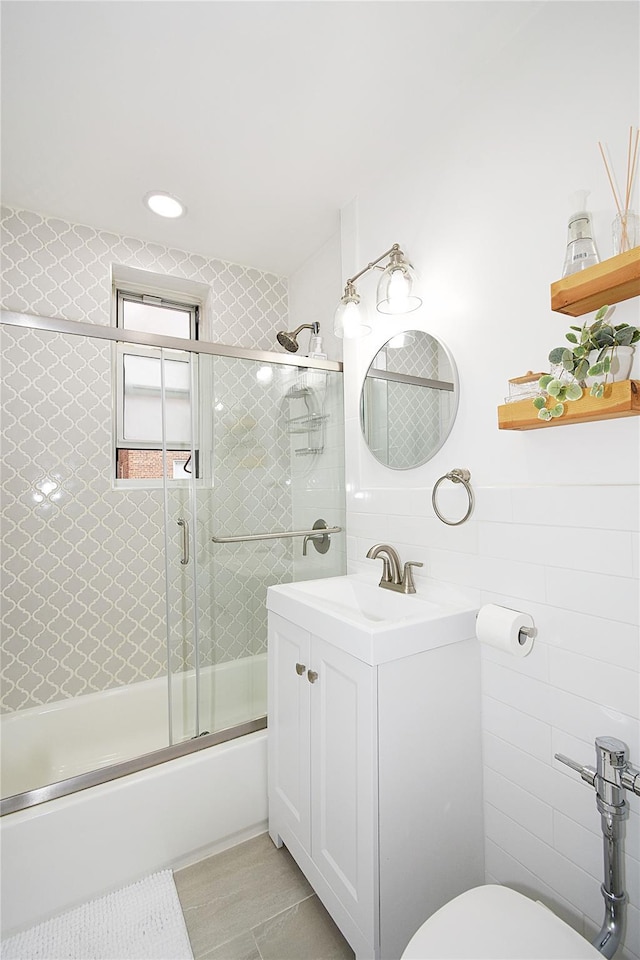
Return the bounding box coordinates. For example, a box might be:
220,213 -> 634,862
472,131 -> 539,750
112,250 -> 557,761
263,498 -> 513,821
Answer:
267,577 -> 485,960
268,613 -> 377,949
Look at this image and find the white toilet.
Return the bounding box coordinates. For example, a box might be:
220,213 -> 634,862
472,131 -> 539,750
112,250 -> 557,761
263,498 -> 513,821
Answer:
401,885 -> 602,959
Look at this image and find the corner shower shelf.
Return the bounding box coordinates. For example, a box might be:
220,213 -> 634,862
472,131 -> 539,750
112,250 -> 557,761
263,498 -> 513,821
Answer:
550,248 -> 640,317
497,379 -> 640,430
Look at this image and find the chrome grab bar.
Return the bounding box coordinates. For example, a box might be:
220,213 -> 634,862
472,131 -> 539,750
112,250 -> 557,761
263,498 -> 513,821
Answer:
211,522 -> 342,544
177,518 -> 189,565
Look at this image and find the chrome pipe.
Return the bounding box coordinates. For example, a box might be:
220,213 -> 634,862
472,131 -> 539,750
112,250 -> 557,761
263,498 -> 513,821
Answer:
593,793 -> 628,958
593,880 -> 626,959
556,737 -> 640,958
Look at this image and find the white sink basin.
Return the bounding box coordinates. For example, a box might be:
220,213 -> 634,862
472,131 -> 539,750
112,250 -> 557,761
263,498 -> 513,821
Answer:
267,574 -> 478,665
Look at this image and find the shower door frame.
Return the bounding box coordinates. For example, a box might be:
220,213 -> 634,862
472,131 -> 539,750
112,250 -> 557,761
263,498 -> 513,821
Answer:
0,310 -> 343,816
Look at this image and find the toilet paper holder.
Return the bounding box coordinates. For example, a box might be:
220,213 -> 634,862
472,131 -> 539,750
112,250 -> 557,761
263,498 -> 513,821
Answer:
518,624 -> 537,645
475,603 -> 538,657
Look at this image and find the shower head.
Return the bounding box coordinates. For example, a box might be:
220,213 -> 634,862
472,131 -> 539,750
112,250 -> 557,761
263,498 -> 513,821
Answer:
276,330 -> 300,352
276,322 -> 319,353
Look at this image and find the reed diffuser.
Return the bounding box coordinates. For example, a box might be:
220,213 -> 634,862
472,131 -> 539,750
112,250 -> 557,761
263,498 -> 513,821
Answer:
598,126 -> 639,255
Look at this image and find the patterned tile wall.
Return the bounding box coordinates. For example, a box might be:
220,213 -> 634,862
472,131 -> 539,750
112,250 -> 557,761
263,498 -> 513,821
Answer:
1,206 -> 287,349
386,334 -> 454,468
0,207 -> 303,713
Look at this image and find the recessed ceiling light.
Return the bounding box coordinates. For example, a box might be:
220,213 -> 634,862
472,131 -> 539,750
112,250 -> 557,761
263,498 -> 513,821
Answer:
144,191 -> 186,219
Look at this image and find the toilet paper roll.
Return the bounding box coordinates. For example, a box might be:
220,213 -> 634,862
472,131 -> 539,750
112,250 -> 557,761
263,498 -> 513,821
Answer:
476,603 -> 535,657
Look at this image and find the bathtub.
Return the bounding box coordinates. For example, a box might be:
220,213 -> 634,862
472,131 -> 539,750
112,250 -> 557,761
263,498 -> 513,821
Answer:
0,655 -> 268,937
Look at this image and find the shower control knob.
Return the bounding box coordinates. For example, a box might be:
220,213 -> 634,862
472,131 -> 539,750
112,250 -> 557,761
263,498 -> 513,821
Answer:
307,670 -> 318,684
295,663 -> 306,676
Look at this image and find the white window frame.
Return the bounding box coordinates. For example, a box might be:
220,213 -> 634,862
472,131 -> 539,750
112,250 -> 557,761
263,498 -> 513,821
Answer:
114,288 -> 200,481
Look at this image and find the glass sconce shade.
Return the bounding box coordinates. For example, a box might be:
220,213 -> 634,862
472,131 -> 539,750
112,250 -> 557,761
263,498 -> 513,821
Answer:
334,283 -> 372,339
376,260 -> 422,315
334,244 -> 421,338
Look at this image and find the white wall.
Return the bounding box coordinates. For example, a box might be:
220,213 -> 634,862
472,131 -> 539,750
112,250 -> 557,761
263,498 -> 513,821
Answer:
297,3 -> 640,958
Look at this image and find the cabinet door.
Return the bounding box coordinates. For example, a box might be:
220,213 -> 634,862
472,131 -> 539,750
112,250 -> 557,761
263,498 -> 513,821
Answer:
310,635 -> 377,941
268,613 -> 312,854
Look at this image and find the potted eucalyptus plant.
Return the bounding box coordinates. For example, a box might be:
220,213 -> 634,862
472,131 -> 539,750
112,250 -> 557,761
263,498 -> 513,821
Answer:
533,305 -> 639,421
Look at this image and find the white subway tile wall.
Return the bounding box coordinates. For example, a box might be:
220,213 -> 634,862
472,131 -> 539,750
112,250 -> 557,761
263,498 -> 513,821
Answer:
347,483 -> 640,959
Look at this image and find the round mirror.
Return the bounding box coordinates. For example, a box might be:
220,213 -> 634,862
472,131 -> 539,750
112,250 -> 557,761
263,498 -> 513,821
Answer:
360,330 -> 458,469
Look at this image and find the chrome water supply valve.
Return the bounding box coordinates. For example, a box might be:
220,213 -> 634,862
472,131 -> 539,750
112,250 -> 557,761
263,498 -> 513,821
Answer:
555,737 -> 640,958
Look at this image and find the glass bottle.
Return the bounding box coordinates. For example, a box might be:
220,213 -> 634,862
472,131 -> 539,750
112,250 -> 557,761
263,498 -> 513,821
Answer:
612,210 -> 640,255
562,190 -> 600,277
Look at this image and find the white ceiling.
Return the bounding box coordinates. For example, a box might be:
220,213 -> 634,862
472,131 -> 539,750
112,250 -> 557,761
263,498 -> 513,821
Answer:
1,1 -> 544,277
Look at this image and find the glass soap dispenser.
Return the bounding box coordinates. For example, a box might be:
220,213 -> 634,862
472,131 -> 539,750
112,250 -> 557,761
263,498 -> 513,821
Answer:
562,190 -> 600,277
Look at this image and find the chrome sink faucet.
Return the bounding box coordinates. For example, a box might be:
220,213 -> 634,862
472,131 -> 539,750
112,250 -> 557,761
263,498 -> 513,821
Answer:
366,544 -> 423,594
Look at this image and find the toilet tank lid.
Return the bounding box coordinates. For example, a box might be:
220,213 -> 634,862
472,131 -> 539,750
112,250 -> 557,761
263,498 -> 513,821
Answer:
401,885 -> 602,960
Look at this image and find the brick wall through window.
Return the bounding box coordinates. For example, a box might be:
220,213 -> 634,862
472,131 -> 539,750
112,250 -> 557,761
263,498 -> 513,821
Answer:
117,449 -> 190,479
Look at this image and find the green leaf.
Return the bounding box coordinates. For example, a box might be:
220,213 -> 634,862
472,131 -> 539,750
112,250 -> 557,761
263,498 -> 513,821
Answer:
615,326 -> 635,345
538,408 -> 553,421
575,359 -> 590,380
538,374 -> 554,390
546,378 -> 564,398
573,345 -> 587,358
594,305 -> 610,322
532,396 -> 547,409
569,325 -> 582,332
565,382 -> 583,401
590,383 -> 605,399
548,347 -> 566,364
588,360 -> 605,377
550,403 -> 564,417
602,356 -> 611,373
566,332 -> 578,344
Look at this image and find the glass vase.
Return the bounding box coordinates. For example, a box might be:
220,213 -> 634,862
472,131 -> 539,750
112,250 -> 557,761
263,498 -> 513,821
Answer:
612,210 -> 640,255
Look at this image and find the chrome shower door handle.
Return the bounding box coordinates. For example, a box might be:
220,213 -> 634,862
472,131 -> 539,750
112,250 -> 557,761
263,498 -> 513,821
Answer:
177,518 -> 189,565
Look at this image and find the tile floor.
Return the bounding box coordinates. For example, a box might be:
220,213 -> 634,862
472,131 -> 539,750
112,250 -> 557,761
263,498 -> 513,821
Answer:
174,833 -> 355,960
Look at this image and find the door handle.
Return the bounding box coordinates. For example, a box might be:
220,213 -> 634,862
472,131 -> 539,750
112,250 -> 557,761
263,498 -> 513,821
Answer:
177,518 -> 189,565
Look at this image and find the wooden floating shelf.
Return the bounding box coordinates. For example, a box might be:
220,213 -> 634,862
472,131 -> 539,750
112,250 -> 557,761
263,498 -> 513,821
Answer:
550,247 -> 640,317
498,379 -> 640,430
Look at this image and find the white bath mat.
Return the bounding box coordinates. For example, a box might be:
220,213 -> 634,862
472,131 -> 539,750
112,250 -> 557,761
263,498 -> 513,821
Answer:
1,870 -> 193,960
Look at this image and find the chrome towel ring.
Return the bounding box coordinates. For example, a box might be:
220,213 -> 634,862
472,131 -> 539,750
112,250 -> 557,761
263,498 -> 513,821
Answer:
432,468 -> 474,526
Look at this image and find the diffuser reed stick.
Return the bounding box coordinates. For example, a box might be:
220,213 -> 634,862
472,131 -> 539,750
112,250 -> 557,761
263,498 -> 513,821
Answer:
598,126 -> 639,253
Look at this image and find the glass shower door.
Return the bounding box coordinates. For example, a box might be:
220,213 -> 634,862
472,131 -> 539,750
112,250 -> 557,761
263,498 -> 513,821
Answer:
187,352 -> 346,741
0,314 -> 345,808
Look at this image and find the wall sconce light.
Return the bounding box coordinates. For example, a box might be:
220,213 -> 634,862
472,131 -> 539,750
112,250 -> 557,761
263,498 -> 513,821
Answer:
334,243 -> 422,339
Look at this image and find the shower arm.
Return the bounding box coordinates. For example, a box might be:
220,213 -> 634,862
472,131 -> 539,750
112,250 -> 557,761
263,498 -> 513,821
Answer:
292,322 -> 319,337
556,737 -> 640,958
